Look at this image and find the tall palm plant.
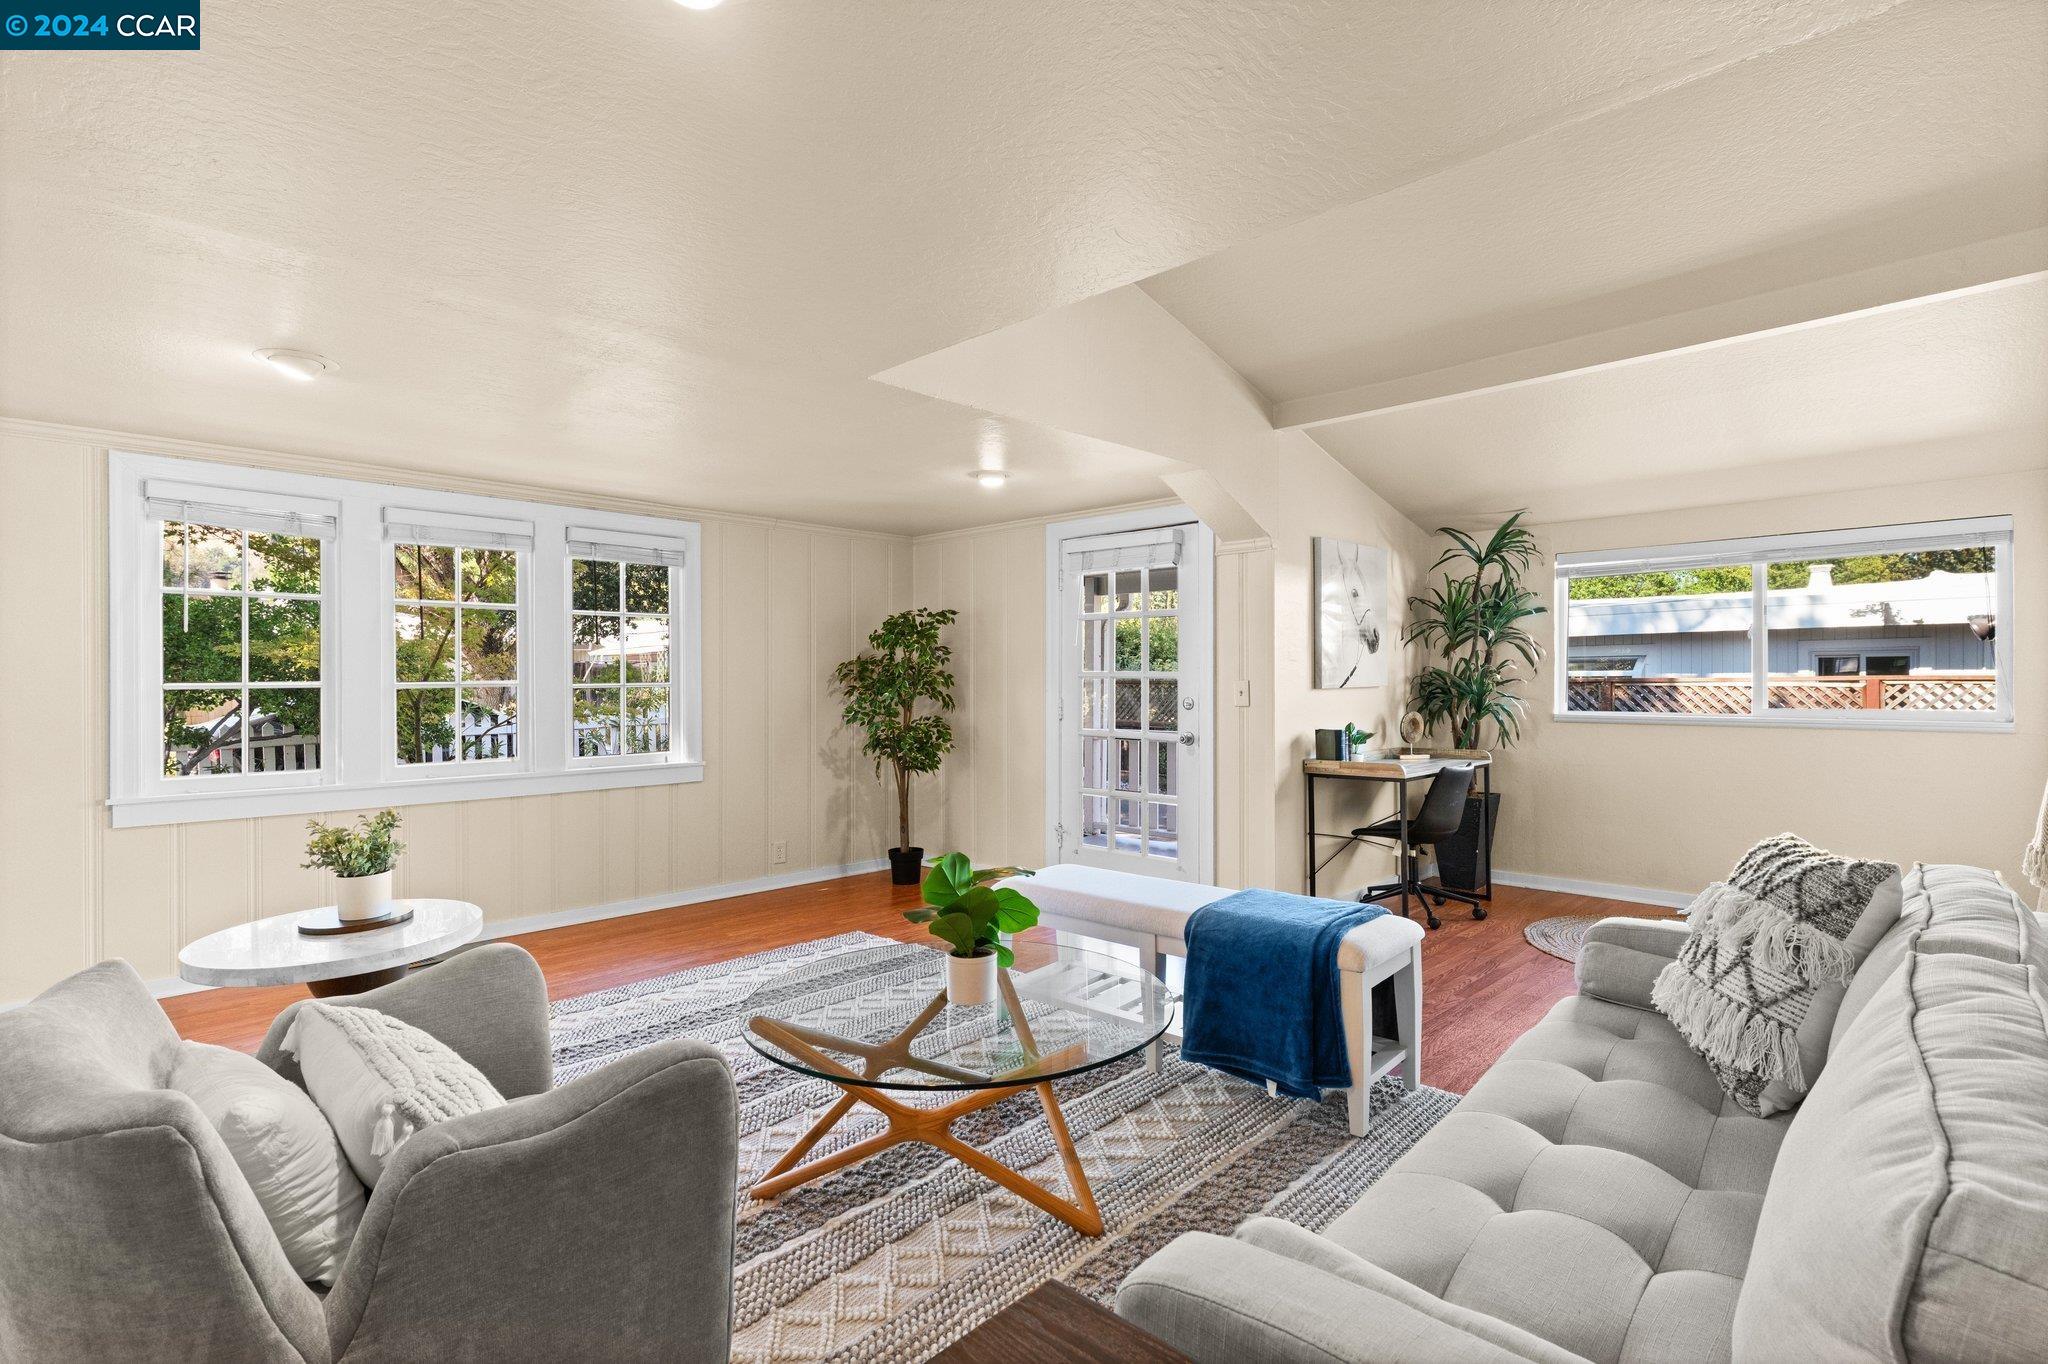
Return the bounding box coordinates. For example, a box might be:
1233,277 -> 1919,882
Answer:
1405,512 -> 1547,749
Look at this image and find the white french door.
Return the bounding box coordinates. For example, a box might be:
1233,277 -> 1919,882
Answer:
1053,521 -> 1211,882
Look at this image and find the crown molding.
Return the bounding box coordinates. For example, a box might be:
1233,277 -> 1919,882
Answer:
0,416 -> 915,544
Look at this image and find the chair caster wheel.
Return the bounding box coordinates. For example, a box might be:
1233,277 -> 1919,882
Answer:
1472,906 -> 1488,921
1425,912 -> 1443,930
1429,894 -> 1447,908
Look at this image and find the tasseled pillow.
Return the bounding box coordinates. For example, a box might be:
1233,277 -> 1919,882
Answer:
1651,834 -> 1902,1117
282,1002 -> 506,1186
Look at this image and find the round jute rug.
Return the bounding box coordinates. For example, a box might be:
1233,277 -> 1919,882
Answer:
1522,914 -> 1606,963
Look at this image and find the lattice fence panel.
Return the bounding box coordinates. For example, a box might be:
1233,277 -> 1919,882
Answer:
1567,679 -> 1749,714
1884,677 -> 1997,711
1767,681 -> 1862,710
1568,674 -> 1997,715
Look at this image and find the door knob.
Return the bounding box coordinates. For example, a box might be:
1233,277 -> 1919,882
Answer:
1178,733 -> 1197,747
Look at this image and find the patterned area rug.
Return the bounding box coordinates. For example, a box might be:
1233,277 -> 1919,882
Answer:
1523,914 -> 1605,962
550,931 -> 1459,1364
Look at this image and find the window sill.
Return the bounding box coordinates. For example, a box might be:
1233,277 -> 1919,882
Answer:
1551,711 -> 2015,735
108,760 -> 705,828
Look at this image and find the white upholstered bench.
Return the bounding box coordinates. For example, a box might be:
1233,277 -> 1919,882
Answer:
1008,865 -> 1424,1136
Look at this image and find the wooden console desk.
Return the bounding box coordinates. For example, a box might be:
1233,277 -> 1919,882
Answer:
1303,750 -> 1493,917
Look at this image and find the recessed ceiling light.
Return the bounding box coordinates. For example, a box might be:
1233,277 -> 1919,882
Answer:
254,349 -> 335,382
673,0 -> 723,9
970,469 -> 1009,489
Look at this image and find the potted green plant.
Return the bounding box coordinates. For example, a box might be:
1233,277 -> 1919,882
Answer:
304,810 -> 405,921
834,607 -> 959,884
1404,512 -> 1546,892
905,853 -> 1040,1004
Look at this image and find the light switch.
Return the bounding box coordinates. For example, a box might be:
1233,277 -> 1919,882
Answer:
1233,680 -> 1251,707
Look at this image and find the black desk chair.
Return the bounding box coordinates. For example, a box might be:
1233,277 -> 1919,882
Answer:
1351,764 -> 1485,930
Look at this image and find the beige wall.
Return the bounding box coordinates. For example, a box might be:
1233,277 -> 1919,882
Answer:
907,520 -> 1051,869
1211,436 -> 1434,896
0,426 -> 912,1004
1494,469 -> 2048,897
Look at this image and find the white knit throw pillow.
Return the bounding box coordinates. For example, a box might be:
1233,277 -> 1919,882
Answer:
1651,833 -> 1901,1117
282,1003 -> 505,1186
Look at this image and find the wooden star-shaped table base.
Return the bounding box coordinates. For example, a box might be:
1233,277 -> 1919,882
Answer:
747,970 -> 1105,1235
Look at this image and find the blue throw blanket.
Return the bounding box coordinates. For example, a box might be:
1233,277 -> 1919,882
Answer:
1179,888 -> 1388,1100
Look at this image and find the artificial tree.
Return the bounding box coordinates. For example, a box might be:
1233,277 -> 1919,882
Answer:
834,606 -> 959,883
1405,511 -> 1547,748
1404,513 -> 1546,893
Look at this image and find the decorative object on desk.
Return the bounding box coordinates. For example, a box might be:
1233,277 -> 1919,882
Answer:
835,606 -> 959,883
905,851 -> 1039,1003
1314,537 -> 1389,689
1405,512 -> 1544,890
1392,704 -> 1425,757
303,810 -> 404,921
1316,722 -> 1376,761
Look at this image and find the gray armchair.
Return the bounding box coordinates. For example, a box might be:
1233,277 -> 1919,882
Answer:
0,945 -> 737,1363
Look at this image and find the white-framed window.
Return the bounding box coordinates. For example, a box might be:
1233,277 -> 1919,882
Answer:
1554,516 -> 2013,730
110,452 -> 703,827
1808,643 -> 1920,678
153,485 -> 336,794
565,526 -> 687,768
1565,654 -> 1645,678
379,506 -> 533,779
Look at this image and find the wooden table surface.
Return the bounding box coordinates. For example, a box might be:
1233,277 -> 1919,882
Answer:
934,1282 -> 1190,1363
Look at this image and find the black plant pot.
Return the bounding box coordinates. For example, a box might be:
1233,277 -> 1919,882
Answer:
1434,792 -> 1499,893
888,846 -> 925,886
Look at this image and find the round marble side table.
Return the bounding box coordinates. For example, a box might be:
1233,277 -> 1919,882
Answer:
178,899 -> 485,998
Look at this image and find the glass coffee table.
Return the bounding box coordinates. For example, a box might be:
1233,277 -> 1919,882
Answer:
745,942 -> 1176,1236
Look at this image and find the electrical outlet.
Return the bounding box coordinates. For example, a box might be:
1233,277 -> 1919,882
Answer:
1233,680 -> 1251,708
770,840 -> 788,865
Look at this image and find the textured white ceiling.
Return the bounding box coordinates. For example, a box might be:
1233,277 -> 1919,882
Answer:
1306,277 -> 2048,528
1143,0 -> 2048,406
0,0 -> 1909,533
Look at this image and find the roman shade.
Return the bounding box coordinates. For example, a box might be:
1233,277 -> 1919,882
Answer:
144,478 -> 340,540
564,526 -> 688,567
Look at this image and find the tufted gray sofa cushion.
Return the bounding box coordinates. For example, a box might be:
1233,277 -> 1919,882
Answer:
1319,993 -> 1785,1363
1118,863 -> 2048,1364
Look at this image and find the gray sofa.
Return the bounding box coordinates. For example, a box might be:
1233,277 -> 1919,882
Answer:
0,944 -> 738,1363
1118,864 -> 2048,1363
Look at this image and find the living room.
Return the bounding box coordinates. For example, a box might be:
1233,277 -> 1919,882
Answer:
2,3 -> 2044,1362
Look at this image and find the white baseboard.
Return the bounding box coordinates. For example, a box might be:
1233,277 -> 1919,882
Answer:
131,856 -> 890,1004
1493,868 -> 1692,911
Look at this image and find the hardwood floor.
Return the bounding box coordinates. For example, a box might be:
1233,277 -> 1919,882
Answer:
162,872 -> 1642,1094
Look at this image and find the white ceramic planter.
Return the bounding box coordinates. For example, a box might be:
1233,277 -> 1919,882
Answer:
945,951 -> 998,1006
336,869 -> 396,922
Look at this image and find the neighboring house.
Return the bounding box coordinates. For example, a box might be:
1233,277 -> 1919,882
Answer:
1568,565 -> 1997,679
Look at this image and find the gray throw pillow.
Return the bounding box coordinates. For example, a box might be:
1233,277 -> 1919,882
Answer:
1652,833 -> 1902,1117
